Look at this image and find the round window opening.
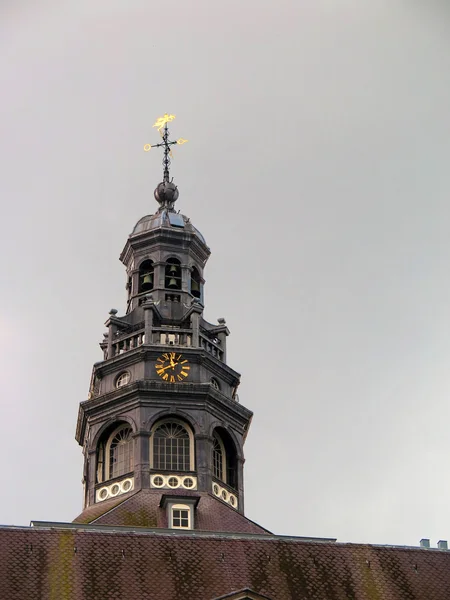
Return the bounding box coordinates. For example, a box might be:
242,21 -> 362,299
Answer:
168,477 -> 179,488
116,371 -> 131,389
152,476 -> 164,487
99,488 -> 108,499
183,477 -> 194,488
221,490 -> 228,501
230,495 -> 236,506
213,484 -> 219,496
111,484 -> 120,496
122,480 -> 132,492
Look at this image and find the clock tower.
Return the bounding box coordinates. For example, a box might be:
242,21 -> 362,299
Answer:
74,116 -> 265,534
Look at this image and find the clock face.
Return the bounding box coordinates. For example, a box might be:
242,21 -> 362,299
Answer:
155,352 -> 190,383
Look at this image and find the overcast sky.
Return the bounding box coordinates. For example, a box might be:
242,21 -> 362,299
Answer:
2,0 -> 450,547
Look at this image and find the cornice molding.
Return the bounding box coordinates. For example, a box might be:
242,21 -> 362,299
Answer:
120,227 -> 210,266
94,345 -> 240,382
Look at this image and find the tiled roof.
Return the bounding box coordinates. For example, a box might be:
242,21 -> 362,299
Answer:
1,524 -> 450,600
72,493 -> 131,524
73,489 -> 270,535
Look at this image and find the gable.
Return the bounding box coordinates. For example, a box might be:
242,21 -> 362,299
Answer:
214,589 -> 272,600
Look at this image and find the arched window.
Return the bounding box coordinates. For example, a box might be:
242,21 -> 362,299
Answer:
139,259 -> 154,293
109,426 -> 133,479
165,258 -> 181,290
151,420 -> 194,471
213,434 -> 224,481
211,428 -> 238,489
96,423 -> 134,483
190,267 -> 201,299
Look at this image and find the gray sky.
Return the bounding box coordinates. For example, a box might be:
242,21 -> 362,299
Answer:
2,0 -> 450,547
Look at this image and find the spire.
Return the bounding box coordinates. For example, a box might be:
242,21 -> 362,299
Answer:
144,114 -> 188,212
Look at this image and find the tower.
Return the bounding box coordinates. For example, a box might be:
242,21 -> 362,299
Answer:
74,116 -> 265,534
4,117 -> 450,600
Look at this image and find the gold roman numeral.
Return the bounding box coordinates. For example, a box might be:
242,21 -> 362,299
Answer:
170,375 -> 175,383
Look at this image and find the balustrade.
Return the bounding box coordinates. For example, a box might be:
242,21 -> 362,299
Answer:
112,331 -> 146,357
108,327 -> 223,361
151,327 -> 192,347
199,332 -> 223,361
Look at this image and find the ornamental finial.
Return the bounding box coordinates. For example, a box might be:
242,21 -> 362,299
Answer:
144,114 -> 188,184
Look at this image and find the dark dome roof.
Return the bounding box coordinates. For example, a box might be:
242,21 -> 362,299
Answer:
131,210 -> 206,245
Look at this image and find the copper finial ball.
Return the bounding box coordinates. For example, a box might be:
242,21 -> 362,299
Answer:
154,181 -> 179,208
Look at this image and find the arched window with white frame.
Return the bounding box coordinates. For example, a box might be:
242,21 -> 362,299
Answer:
96,422 -> 134,483
211,428 -> 238,489
213,434 -> 225,481
109,425 -> 133,479
151,419 -> 194,472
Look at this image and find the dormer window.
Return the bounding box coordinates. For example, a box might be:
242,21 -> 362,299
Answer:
161,495 -> 199,530
171,504 -> 191,529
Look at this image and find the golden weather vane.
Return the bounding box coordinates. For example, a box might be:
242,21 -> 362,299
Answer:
144,114 -> 188,183
153,113 -> 176,132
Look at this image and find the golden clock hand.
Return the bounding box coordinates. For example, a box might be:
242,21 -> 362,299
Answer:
157,363 -> 176,372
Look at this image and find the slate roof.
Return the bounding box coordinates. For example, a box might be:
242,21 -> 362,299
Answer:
1,523 -> 450,600
73,489 -> 270,534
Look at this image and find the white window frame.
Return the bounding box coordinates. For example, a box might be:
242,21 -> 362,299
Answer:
115,371 -> 131,388
212,432 -> 227,484
150,418 -> 195,471
170,503 -> 192,530
105,424 -> 134,481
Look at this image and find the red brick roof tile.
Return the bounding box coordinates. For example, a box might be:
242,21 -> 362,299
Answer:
74,490 -> 270,534
1,524 -> 450,600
